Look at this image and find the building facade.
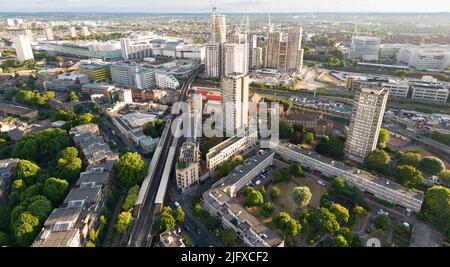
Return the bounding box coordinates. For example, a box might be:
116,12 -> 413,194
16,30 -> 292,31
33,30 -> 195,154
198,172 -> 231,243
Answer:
345,86 -> 388,162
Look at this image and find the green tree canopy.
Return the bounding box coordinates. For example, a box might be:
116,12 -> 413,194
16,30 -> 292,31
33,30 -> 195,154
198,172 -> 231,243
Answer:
395,165 -> 423,188
329,136 -> 345,160
42,178 -> 69,205
304,132 -> 315,144
438,170 -> 450,185
116,212 -> 132,234
274,212 -> 301,237
292,186 -> 312,208
13,160 -> 41,186
309,207 -> 340,235
353,205 -> 367,218
260,202 -> 274,217
160,207 -> 176,232
421,186 -> 450,230
13,211 -> 40,246
397,151 -> 421,167
117,152 -> 147,189
289,163 -> 303,177
53,147 -> 82,182
364,150 -> 390,172
373,214 -> 390,231
122,185 -> 140,212
329,203 -> 350,225
175,207 -> 186,224
377,128 -> 390,149
273,168 -> 289,183
144,119 -> 166,138
12,128 -> 69,163
26,198 -> 53,221
270,186 -> 281,199
419,157 -> 445,175
244,187 -> 264,207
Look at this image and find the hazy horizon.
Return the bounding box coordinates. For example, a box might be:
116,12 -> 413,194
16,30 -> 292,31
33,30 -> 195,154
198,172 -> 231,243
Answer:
0,0 -> 449,13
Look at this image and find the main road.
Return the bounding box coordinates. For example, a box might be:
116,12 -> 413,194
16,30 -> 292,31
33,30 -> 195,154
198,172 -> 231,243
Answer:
127,65 -> 204,247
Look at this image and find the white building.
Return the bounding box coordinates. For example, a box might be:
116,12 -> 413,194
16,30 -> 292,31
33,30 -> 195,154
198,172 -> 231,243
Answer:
211,7 -> 227,44
349,36 -> 380,61
117,89 -> 133,104
410,76 -> 449,104
286,27 -> 303,72
206,131 -> 257,171
45,28 -> 54,41
69,27 -> 77,38
24,29 -> 33,43
176,141 -> 200,192
397,45 -> 450,71
14,35 -> 34,62
345,86 -> 388,162
81,26 -> 89,37
223,43 -> 247,77
205,43 -> 221,78
222,73 -> 249,135
202,151 -> 284,247
155,72 -> 180,90
252,47 -> 263,69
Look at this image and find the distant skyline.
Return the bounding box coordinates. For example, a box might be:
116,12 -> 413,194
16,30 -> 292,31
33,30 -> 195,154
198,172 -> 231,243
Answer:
0,0 -> 449,13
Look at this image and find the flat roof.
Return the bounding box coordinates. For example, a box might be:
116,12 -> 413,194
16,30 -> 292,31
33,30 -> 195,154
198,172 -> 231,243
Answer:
279,144 -> 423,201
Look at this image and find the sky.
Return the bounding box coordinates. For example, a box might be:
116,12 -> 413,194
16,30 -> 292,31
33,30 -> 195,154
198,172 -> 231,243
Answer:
0,0 -> 449,13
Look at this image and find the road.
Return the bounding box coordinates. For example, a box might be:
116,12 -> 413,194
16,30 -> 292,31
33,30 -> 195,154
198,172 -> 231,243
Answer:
127,65 -> 203,247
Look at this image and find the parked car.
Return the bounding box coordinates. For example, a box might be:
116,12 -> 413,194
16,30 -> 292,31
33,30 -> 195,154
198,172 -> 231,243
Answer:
174,202 -> 181,208
317,180 -> 326,186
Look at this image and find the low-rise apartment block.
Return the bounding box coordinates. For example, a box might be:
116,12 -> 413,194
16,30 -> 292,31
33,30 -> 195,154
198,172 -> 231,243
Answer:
206,131 -> 257,170
270,142 -> 423,212
202,151 -> 284,247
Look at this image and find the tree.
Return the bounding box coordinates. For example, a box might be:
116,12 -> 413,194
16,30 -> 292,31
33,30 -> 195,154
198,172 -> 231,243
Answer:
193,203 -> 205,218
353,205 -> 367,218
270,186 -> 281,199
245,188 -> 264,207
0,231 -> 10,246
309,207 -> 340,235
116,212 -> 132,234
160,207 -> 176,232
377,128 -> 390,149
331,176 -> 345,190
220,228 -> 238,247
216,162 -> 232,178
274,212 -> 301,237
205,216 -> 220,231
289,163 -> 303,177
53,147 -> 82,182
419,157 -> 445,175
260,202 -> 274,217
364,150 -> 390,172
68,91 -> 79,101
0,207 -> 10,233
13,160 -> 41,186
332,234 -> 349,247
292,187 -> 312,208
43,178 -> 69,205
232,155 -> 244,165
421,186 -> 450,229
26,198 -> 53,221
122,185 -> 140,212
273,169 -> 289,183
13,212 -> 39,246
395,165 -> 423,188
397,152 -> 421,167
315,140 -> 329,156
328,136 -> 345,160
73,104 -> 84,114
373,214 -> 390,231
329,204 -> 350,225
12,128 -> 69,164
438,170 -> 450,185
143,119 -> 165,138
117,152 -> 147,189
20,183 -> 43,202
175,207 -> 186,224
304,132 -> 315,144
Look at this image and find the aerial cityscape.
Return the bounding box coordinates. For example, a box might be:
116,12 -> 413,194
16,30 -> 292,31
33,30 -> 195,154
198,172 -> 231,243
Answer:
0,0 -> 450,251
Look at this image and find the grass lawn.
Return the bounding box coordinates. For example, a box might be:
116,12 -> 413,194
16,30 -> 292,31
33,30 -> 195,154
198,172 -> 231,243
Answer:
362,228 -> 390,247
